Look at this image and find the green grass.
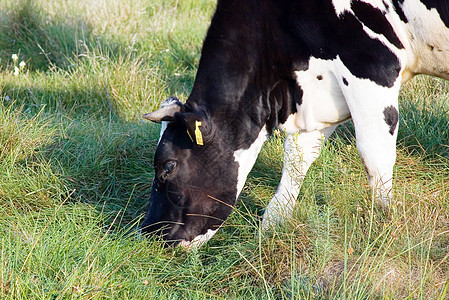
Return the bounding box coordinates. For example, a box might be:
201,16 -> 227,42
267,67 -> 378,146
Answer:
0,0 -> 448,298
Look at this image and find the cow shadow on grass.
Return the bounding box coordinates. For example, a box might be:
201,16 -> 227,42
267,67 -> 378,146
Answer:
0,0 -> 130,72
0,94 -> 160,230
0,71 -> 164,231
44,115 -> 160,223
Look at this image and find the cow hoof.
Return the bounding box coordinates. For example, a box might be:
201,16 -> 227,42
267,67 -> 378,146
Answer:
375,189 -> 393,209
260,217 -> 275,231
260,211 -> 286,231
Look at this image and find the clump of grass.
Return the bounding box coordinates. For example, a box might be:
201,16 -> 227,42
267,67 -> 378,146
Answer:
0,103 -> 66,212
44,117 -> 160,224
0,0 -> 91,71
399,76 -> 449,159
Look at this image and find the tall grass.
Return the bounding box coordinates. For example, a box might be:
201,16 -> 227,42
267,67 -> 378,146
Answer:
0,0 -> 448,298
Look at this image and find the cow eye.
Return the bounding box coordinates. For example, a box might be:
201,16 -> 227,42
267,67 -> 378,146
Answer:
163,160 -> 177,175
157,160 -> 178,183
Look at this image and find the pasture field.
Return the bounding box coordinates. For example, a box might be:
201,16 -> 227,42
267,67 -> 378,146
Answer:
0,0 -> 448,298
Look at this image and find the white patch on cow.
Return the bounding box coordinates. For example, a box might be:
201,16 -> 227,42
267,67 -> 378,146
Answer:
399,0 -> 449,79
333,0 -> 390,16
179,229 -> 218,250
158,121 -> 169,144
233,127 -> 268,196
331,0 -> 351,16
292,57 -> 351,133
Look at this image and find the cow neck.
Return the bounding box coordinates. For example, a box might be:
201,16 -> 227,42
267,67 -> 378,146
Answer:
185,0 -> 300,151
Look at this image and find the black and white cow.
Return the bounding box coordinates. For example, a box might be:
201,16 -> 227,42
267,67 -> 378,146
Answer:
141,0 -> 449,248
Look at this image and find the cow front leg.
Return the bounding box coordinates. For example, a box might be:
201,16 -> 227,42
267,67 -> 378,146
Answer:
346,93 -> 400,207
354,116 -> 398,207
261,127 -> 336,229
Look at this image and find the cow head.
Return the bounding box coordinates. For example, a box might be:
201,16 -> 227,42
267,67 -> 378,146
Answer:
141,97 -> 244,248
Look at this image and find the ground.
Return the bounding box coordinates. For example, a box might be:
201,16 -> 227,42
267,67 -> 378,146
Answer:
0,0 -> 448,298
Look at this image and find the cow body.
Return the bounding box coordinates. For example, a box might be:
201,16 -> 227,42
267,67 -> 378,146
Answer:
142,0 -> 449,247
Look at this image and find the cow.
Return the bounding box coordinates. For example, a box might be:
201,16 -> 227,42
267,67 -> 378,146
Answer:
141,0 -> 449,248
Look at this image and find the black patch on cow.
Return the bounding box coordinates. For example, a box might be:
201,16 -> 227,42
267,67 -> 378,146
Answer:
342,77 -> 349,86
267,79 -> 303,133
287,0 -> 402,88
351,1 -> 404,49
383,105 -> 399,135
391,0 -> 408,23
419,0 -> 449,28
316,75 -> 323,80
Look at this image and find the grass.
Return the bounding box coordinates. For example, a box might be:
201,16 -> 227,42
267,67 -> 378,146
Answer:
0,0 -> 448,298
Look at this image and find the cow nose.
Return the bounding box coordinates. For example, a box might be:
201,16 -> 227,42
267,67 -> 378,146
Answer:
179,240 -> 193,251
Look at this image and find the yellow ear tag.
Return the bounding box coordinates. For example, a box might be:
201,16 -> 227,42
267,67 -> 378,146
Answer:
194,121 -> 204,145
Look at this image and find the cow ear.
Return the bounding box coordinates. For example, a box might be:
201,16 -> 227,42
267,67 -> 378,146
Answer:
142,96 -> 184,123
177,112 -> 212,146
